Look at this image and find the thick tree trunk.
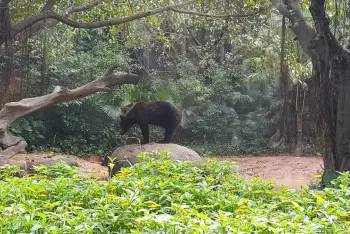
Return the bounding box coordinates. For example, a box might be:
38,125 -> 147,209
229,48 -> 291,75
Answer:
0,0 -> 13,105
335,70 -> 350,170
308,0 -> 350,172
274,0 -> 350,171
318,51 -> 350,171
0,0 -> 11,43
0,70 -> 140,161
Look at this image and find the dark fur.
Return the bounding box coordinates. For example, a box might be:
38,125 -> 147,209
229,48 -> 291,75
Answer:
120,101 -> 181,144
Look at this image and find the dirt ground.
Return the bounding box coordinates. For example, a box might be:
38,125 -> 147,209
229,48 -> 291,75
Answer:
8,153 -> 324,189
8,153 -> 109,180
224,155 -> 324,189
69,154 -> 325,189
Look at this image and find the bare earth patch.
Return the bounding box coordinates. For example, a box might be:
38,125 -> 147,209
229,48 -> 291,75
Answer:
8,153 -> 108,180
5,153 -> 324,189
222,155 -> 324,189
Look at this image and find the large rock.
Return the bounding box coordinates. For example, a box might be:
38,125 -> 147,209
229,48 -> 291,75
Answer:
109,143 -> 202,175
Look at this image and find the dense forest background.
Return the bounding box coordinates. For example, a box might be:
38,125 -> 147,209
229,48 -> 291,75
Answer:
1,1 -> 350,232
1,0 -> 350,158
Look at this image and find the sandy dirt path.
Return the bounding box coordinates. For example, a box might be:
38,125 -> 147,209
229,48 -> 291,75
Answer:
222,155 -> 324,189
11,153 -> 324,189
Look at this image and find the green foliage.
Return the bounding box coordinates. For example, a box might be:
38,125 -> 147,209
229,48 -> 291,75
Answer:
10,100 -> 124,155
0,165 -> 22,180
7,0 -> 296,155
0,154 -> 349,232
34,163 -> 78,178
172,51 -> 276,151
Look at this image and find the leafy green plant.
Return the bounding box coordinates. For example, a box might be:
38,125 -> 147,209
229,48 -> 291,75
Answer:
33,163 -> 77,178
0,165 -> 22,180
6,1 -> 281,157
0,153 -> 348,233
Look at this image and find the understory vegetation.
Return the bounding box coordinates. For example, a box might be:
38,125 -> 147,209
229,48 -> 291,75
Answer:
1,1 -> 350,233
0,154 -> 349,233
6,0 -> 348,156
4,0 -> 291,156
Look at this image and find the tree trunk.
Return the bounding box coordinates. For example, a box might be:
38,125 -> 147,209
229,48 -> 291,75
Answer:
308,0 -> 350,172
318,51 -> 350,171
0,0 -> 13,105
0,0 -> 11,43
335,72 -> 350,170
275,13 -> 297,152
279,14 -> 287,98
274,0 -> 350,172
295,83 -> 305,154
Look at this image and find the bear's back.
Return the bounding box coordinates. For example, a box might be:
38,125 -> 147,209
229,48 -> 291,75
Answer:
133,101 -> 180,127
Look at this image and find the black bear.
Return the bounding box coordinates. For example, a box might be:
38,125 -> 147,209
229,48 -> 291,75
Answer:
120,101 -> 181,144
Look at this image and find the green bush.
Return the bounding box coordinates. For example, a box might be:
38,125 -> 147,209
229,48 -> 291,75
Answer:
33,163 -> 78,178
10,100 -> 124,156
0,153 -> 349,233
0,165 -> 22,180
8,28 -> 279,156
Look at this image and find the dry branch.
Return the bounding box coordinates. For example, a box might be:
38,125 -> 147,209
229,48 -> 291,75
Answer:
0,0 -> 264,46
0,69 -> 140,160
0,0 -> 101,45
11,0 -> 101,36
11,4 -> 183,35
11,2 -> 262,37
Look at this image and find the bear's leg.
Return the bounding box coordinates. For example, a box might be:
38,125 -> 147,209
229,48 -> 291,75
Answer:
140,124 -> 150,144
161,127 -> 174,143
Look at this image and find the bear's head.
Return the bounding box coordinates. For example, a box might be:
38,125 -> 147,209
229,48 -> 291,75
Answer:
120,115 -> 134,135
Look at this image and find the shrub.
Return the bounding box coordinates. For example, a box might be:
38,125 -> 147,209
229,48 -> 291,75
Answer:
0,153 -> 349,233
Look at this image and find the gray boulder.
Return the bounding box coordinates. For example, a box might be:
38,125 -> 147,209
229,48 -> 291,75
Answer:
109,143 -> 202,175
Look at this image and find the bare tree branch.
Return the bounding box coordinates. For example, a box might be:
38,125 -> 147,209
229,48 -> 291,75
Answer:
0,72 -> 139,129
12,2 -> 262,36
11,0 -> 102,43
12,4 -> 181,33
0,69 -> 141,158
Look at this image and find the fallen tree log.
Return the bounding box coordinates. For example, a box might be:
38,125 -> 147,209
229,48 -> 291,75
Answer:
0,68 -> 140,161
